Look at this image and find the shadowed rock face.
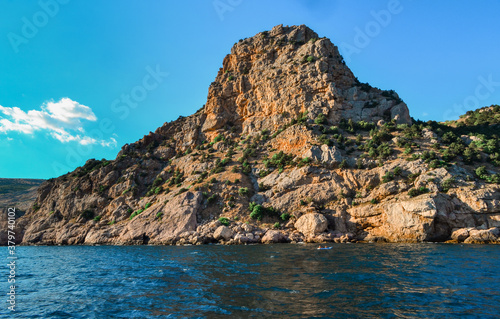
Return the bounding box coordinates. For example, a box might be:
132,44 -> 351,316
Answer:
8,25 -> 499,246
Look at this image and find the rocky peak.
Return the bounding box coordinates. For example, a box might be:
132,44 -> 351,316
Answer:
202,24 -> 411,139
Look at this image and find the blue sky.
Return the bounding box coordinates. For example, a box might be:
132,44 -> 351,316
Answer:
1,0 -> 499,179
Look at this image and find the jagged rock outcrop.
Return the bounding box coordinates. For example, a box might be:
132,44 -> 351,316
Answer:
202,24 -> 411,141
6,25 -> 500,246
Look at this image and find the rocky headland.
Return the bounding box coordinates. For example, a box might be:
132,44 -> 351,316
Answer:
5,25 -> 499,246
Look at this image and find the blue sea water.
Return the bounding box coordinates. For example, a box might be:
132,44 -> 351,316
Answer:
1,244 -> 499,318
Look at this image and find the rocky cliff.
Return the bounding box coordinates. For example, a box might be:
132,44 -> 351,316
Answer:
10,25 -> 500,245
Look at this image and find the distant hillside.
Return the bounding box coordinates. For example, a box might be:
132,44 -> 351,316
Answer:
442,104 -> 500,136
0,178 -> 44,211
0,178 -> 44,244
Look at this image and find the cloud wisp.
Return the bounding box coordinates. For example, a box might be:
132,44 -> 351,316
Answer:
0,98 -> 116,147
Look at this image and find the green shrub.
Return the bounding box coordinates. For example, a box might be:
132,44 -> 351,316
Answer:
408,187 -> 429,198
315,113 -> 326,125
280,213 -> 290,221
268,151 -> 294,169
108,220 -> 115,225
218,217 -> 230,226
419,186 -> 430,193
259,170 -> 269,178
249,201 -> 257,211
297,111 -> 309,124
442,131 -> 458,144
145,203 -> 152,209
301,55 -> 315,63
377,143 -> 392,159
475,166 -> 488,179
329,126 -> 339,134
239,187 -> 249,196
408,188 -> 419,197
370,199 -> 378,205
382,171 -> 394,183
441,177 -> 456,192
93,216 -> 101,222
488,174 -> 500,184
356,158 -> 364,169
98,185 -> 107,194
207,194 -> 217,204
213,134 -> 224,143
318,134 -> 332,146
153,177 -> 163,187
407,172 -> 421,183
129,208 -> 145,220
273,222 -> 280,229
156,212 -> 163,219
393,166 -> 402,176
250,204 -> 264,220
339,159 -> 348,169
356,134 -> 363,144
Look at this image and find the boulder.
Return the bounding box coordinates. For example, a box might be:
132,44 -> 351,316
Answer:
464,228 -> 500,244
261,230 -> 287,243
450,228 -> 470,242
294,213 -> 328,235
214,226 -> 234,241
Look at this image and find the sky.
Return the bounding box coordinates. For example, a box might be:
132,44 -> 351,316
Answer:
1,0 -> 499,179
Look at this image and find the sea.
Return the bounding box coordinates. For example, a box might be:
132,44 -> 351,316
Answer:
1,243 -> 499,318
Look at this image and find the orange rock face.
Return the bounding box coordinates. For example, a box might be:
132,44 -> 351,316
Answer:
202,24 -> 411,137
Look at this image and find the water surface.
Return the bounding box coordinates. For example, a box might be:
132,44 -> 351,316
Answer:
2,244 -> 499,318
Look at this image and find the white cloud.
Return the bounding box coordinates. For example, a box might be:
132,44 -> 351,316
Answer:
0,98 -> 116,146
